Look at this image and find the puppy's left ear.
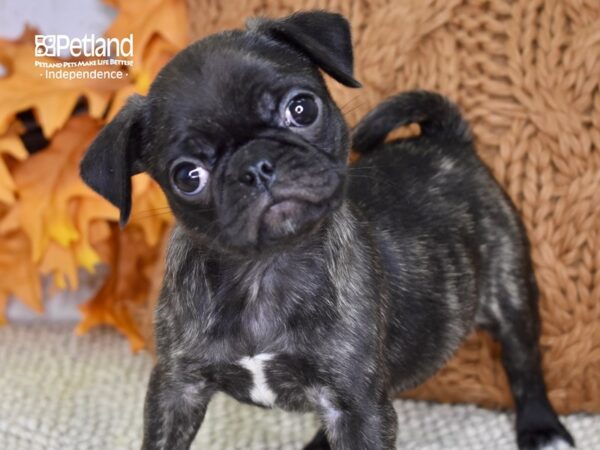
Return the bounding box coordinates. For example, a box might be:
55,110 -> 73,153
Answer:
80,94 -> 146,227
248,11 -> 362,88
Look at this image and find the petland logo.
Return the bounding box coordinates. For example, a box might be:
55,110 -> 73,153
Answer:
35,34 -> 134,58
34,34 -> 133,80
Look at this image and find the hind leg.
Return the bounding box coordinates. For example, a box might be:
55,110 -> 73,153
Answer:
476,271 -> 574,450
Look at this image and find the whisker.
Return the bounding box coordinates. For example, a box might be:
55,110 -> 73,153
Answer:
346,166 -> 378,171
133,206 -> 172,216
315,165 -> 379,173
342,102 -> 367,116
132,211 -> 174,221
134,205 -> 217,220
339,95 -> 363,111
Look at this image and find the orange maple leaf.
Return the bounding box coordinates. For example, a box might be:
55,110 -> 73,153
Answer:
105,0 -> 189,69
0,0 -> 189,350
105,0 -> 190,117
77,225 -> 166,351
0,123 -> 28,204
11,116 -> 109,265
0,28 -> 128,140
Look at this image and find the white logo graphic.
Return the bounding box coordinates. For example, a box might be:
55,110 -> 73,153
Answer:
33,33 -> 134,80
34,34 -> 134,58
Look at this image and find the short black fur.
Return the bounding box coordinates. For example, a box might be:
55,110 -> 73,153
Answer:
80,10 -> 574,450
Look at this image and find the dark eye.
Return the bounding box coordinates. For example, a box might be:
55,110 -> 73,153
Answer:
171,161 -> 209,196
284,94 -> 319,127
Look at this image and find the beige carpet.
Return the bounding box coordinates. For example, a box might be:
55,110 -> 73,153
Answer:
0,324 -> 598,450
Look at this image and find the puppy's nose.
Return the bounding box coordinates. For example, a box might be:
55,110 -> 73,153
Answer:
239,159 -> 275,188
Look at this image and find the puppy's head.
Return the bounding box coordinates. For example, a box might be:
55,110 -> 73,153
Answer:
81,11 -> 360,254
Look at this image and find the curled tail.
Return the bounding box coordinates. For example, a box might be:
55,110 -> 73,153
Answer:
352,90 -> 471,153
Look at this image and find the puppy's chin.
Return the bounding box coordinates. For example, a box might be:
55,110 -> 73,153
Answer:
215,194 -> 341,255
258,199 -> 330,244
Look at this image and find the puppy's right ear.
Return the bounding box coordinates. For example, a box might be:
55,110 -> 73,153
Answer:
80,94 -> 146,227
248,11 -> 362,88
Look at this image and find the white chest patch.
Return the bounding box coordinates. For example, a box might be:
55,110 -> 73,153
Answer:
238,353 -> 277,407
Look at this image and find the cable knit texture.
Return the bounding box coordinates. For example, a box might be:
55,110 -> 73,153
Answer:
181,0 -> 600,413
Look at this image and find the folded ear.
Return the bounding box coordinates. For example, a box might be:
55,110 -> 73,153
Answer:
80,95 -> 146,227
248,11 -> 361,88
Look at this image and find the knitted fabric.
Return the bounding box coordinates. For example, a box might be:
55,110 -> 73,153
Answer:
179,0 -> 600,413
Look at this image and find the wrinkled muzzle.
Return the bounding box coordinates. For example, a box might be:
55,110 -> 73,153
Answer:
215,136 -> 345,250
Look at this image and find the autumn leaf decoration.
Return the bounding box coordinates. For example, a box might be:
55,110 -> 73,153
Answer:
0,0 -> 188,348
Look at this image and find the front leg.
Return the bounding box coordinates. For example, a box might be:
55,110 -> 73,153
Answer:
142,364 -> 214,450
309,387 -> 397,450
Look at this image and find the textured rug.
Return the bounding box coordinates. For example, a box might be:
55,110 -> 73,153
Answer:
0,324 -> 598,450
181,0 -> 600,414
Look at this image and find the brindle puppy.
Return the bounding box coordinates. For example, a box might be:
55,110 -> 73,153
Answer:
80,10 -> 574,450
